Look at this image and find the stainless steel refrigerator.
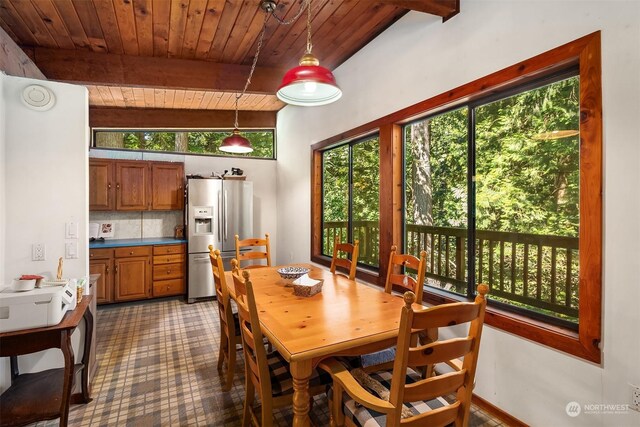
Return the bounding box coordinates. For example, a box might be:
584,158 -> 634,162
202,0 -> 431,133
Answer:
186,178 -> 253,303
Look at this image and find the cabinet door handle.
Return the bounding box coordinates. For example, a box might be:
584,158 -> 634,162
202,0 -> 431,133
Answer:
129,251 -> 134,255
108,183 -> 112,189
106,266 -> 110,274
116,183 -> 120,190
115,265 -> 118,273
167,270 -> 171,274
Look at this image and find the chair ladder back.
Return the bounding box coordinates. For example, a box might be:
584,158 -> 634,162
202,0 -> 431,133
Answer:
235,233 -> 271,269
384,246 -> 427,303
407,337 -> 474,367
411,302 -> 481,330
330,237 -> 359,280
387,285 -> 488,427
403,369 -> 467,402
231,268 -> 274,414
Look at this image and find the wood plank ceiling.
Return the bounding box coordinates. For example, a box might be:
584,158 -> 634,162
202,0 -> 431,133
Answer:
0,0 -> 459,120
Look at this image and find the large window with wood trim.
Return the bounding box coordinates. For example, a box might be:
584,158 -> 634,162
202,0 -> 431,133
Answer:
321,135 -> 380,268
311,32 -> 601,362
93,129 -> 276,159
404,74 -> 580,328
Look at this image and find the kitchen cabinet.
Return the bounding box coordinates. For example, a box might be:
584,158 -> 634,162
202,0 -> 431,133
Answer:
114,257 -> 151,301
114,246 -> 152,302
151,163 -> 184,210
89,159 -> 115,211
152,244 -> 186,297
89,159 -> 184,212
115,161 -> 150,211
90,243 -> 185,304
89,248 -> 114,304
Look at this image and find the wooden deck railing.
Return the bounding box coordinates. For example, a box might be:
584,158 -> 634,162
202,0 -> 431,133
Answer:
323,221 -> 579,320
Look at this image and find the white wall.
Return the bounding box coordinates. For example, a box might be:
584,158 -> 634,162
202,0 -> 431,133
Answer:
276,1 -> 640,425
3,75 -> 89,281
1,74 -> 89,392
90,149 -> 278,259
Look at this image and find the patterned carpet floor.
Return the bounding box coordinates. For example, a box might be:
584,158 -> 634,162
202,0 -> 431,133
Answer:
39,297 -> 504,426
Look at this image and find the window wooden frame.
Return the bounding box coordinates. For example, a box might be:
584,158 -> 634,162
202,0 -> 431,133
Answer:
311,32 -> 602,363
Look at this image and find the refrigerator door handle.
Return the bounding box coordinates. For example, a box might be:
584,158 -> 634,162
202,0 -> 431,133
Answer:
217,190 -> 222,243
224,190 -> 228,241
192,256 -> 210,262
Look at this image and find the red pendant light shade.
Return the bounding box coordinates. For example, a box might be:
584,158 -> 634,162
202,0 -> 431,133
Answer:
220,129 -> 253,154
277,53 -> 342,107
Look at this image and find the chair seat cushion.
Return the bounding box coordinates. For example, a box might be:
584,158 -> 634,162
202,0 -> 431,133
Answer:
341,368 -> 449,426
267,351 -> 332,397
339,347 -> 397,370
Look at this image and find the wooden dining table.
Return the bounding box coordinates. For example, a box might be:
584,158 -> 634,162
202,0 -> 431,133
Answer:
225,263 -> 420,427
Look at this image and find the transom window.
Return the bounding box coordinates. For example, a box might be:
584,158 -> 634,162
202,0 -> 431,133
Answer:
93,129 -> 276,159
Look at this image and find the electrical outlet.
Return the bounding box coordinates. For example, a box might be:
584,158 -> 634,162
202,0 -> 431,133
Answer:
32,244 -> 46,261
631,383 -> 640,412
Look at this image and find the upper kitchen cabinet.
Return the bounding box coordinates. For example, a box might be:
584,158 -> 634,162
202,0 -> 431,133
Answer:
116,161 -> 150,211
89,159 -> 184,211
89,159 -> 115,211
151,163 -> 184,210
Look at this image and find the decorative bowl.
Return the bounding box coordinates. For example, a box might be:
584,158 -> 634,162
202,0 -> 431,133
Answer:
277,266 -> 310,283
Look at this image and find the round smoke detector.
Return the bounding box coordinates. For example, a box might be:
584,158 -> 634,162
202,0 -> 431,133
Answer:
22,84 -> 55,111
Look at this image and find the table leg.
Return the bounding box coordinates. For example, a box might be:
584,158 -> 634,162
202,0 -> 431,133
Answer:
80,307 -> 94,402
60,330 -> 75,427
290,359 -> 312,427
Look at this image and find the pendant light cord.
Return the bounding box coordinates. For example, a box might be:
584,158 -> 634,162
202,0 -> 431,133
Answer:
271,0 -> 311,25
306,0 -> 313,54
234,11 -> 270,129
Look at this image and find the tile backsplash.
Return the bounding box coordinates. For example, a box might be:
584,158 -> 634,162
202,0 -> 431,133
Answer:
90,211 -> 183,239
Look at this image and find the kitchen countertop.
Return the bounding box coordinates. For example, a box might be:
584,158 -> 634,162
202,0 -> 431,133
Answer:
89,238 -> 187,249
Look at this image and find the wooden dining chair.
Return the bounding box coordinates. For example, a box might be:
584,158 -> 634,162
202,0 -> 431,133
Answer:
330,237 -> 359,280
235,233 -> 271,269
231,261 -> 330,426
320,284 -> 489,427
355,246 -> 429,371
385,245 -> 427,302
209,245 -> 240,391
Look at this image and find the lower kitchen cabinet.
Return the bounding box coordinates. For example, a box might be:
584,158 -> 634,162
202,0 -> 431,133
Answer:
114,256 -> 151,301
90,243 -> 185,304
153,244 -> 186,297
89,248 -> 114,304
89,258 -> 113,304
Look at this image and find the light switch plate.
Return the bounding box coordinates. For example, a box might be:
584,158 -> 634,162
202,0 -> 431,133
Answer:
65,242 -> 78,259
65,221 -> 78,239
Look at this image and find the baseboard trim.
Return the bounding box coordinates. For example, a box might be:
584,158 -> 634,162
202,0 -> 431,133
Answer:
472,394 -> 529,427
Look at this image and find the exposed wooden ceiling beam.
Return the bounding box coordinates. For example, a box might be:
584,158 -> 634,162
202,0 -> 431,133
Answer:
30,47 -> 287,95
377,0 -> 459,21
89,107 -> 277,129
0,26 -> 45,79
